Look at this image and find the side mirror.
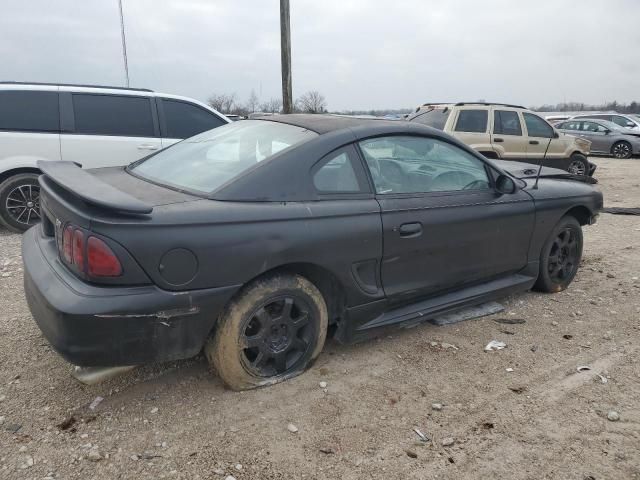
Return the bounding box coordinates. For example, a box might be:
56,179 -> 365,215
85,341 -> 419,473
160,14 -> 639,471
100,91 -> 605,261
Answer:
626,122 -> 635,127
496,174 -> 517,194
553,131 -> 559,138
604,129 -> 611,135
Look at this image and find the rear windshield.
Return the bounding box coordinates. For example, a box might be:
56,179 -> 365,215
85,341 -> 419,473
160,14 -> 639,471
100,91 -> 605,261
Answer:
130,120 -> 317,194
407,108 -> 451,130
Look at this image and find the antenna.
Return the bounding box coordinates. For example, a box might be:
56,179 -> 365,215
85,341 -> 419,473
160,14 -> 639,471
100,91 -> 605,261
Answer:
533,137 -> 553,190
117,0 -> 130,88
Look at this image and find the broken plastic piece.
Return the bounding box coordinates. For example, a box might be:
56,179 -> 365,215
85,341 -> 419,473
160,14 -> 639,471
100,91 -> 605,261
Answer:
484,340 -> 507,351
413,427 -> 429,442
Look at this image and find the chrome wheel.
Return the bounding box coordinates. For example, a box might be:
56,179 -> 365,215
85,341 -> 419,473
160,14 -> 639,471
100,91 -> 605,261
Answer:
612,141 -> 632,159
6,184 -> 40,227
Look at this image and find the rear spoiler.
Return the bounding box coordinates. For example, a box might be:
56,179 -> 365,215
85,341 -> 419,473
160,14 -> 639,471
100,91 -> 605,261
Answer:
38,161 -> 153,214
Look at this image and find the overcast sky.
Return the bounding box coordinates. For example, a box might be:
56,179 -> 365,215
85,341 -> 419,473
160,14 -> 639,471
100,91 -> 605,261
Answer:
1,0 -> 639,111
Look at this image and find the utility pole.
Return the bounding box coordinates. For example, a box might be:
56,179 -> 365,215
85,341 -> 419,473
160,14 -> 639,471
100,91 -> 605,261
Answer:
117,0 -> 130,87
280,0 -> 292,113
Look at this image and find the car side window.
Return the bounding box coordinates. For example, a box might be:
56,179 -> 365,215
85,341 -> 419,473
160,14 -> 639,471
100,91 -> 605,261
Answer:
493,110 -> 522,136
523,113 -> 554,138
162,99 -> 226,139
358,136 -> 490,195
454,110 -> 488,133
581,121 -> 605,133
313,148 -> 364,193
72,94 -> 155,137
611,116 -> 633,128
0,90 -> 60,132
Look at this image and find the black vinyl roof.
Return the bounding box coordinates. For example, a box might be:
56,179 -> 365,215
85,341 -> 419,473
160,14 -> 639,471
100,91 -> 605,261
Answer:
256,114 -> 403,134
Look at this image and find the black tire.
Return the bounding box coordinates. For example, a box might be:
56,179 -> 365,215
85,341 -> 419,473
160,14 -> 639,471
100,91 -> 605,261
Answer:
611,141 -> 632,159
0,173 -> 42,233
533,216 -> 583,293
205,274 -> 328,391
567,153 -> 588,175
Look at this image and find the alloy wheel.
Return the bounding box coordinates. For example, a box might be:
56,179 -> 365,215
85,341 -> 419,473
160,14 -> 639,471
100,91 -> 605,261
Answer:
612,142 -> 631,159
567,160 -> 586,175
5,184 -> 41,227
547,228 -> 579,284
240,295 -> 315,377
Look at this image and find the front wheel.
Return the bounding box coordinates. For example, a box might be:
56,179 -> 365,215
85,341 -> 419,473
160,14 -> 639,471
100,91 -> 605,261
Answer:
611,141 -> 632,159
533,216 -> 583,293
567,153 -> 589,176
0,173 -> 41,233
205,274 -> 328,391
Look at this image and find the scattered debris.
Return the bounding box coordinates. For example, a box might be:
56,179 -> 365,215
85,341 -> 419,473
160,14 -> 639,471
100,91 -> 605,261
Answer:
225,476 -> 237,480
88,396 -> 104,411
431,403 -> 443,411
130,454 -> 140,461
596,374 -> 608,384
235,464 -> 243,471
530,345 -> 538,352
499,329 -> 515,335
602,207 -> 640,216
484,340 -> 506,351
213,468 -> 225,475
413,427 -> 429,442
509,386 -> 527,394
493,318 -> 526,325
287,423 -> 299,433
87,450 -> 103,462
506,368 -> 514,372
563,334 -> 574,340
319,381 -> 327,389
430,341 -> 459,350
481,422 -> 495,430
57,416 -> 77,431
441,437 -> 455,447
607,411 -> 620,422
577,366 -> 592,372
319,447 -> 335,455
3,423 -> 22,433
551,321 -> 559,327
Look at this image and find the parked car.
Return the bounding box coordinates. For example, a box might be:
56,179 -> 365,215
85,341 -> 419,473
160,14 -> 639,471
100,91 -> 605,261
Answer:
23,115 -> 602,390
555,118 -> 640,159
571,113 -> 640,131
407,103 -> 595,176
544,114 -> 571,125
0,82 -> 229,232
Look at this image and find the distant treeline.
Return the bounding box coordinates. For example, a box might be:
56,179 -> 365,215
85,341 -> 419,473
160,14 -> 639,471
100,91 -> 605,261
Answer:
532,101 -> 640,114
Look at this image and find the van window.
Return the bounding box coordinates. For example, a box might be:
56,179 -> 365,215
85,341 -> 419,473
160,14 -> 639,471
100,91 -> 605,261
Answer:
454,110 -> 488,133
0,90 -> 60,132
72,94 -> 155,137
162,99 -> 226,139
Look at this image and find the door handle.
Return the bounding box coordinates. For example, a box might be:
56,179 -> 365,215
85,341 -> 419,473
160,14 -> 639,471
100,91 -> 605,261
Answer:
529,140 -> 540,145
137,144 -> 160,150
397,222 -> 422,237
494,138 -> 504,143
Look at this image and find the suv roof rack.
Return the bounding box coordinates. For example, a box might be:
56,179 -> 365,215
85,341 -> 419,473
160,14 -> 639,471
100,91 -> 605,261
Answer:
0,81 -> 153,92
421,101 -> 526,109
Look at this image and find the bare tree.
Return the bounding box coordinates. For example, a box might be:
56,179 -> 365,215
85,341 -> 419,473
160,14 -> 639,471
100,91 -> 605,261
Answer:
207,93 -> 237,114
296,91 -> 327,114
246,89 -> 260,113
260,97 -> 283,113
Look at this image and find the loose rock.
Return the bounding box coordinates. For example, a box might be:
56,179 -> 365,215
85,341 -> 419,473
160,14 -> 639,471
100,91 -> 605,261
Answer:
442,437 -> 456,447
287,423 -> 299,433
87,450 -> 102,462
432,403 -> 443,411
607,411 -> 620,422
319,381 -> 327,389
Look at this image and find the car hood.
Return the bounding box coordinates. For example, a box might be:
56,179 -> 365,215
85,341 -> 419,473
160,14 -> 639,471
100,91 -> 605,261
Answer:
492,160 -> 598,184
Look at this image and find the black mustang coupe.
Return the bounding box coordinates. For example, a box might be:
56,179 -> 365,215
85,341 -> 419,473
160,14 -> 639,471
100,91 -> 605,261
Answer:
23,115 -> 603,390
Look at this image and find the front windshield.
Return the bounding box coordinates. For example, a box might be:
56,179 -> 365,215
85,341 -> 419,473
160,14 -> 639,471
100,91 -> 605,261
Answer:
130,120 -> 317,194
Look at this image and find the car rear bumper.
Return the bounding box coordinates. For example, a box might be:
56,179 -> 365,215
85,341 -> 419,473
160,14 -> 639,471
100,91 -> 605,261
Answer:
22,227 -> 240,367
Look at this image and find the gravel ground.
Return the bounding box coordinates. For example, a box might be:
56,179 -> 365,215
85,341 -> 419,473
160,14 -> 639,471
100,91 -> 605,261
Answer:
0,157 -> 639,480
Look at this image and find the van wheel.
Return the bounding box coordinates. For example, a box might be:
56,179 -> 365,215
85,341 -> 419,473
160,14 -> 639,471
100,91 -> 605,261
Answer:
205,274 -> 328,391
533,216 -> 583,293
567,154 -> 588,175
0,173 -> 42,233
611,141 -> 632,159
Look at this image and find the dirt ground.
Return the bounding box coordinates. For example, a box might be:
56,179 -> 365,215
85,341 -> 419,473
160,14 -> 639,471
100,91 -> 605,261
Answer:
0,157 -> 639,480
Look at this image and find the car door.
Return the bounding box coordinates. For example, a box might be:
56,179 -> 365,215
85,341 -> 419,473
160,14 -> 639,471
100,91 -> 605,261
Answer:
358,135 -> 535,303
576,121 -> 610,152
522,112 -> 556,159
59,92 -> 162,168
491,109 -> 528,160
158,98 -> 227,148
450,108 -> 491,152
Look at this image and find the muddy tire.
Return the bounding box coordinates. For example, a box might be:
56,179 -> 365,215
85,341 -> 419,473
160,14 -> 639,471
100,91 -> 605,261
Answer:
567,153 -> 588,176
533,216 -> 583,293
0,173 -> 42,233
205,274 -> 328,391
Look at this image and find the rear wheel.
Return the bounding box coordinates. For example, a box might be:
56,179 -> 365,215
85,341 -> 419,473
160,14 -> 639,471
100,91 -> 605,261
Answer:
567,153 -> 588,175
611,141 -> 632,159
0,173 -> 41,233
205,274 -> 328,391
533,216 -> 583,293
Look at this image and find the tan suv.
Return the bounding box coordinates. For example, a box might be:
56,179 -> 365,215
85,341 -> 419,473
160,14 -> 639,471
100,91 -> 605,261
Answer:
407,103 -> 594,176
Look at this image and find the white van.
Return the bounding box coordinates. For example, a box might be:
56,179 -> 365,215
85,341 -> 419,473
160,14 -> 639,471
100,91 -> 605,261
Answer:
0,82 -> 229,232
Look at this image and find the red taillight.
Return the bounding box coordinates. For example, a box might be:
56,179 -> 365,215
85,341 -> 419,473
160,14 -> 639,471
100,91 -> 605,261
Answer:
87,237 -> 122,277
72,229 -> 85,270
62,226 -> 73,263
